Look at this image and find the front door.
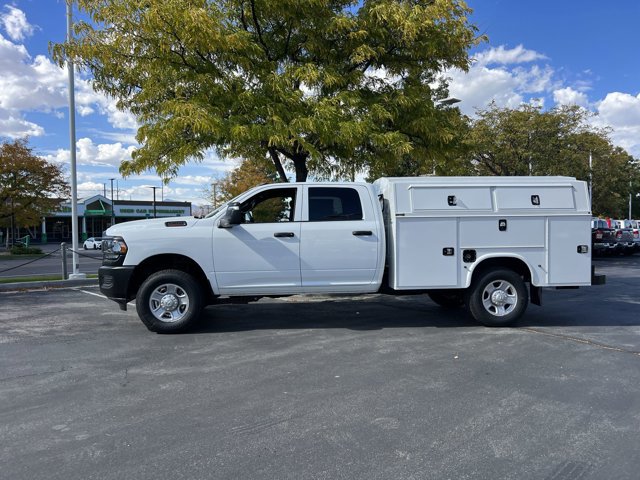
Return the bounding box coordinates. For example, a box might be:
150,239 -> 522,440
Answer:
213,186 -> 302,295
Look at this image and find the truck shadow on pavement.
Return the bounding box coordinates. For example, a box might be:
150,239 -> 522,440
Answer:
191,297 -> 477,333
187,286 -> 640,334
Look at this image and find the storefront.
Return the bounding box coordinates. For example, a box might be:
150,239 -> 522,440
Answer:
37,195 -> 192,243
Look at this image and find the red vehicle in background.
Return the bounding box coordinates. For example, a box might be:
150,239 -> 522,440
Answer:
591,218 -> 619,256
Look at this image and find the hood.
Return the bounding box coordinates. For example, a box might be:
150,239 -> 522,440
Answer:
105,216 -> 199,236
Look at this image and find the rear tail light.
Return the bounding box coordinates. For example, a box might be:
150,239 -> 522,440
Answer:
595,230 -> 603,239
616,231 -> 622,239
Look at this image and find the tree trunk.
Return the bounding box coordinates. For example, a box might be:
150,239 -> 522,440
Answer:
268,148 -> 289,183
292,153 -> 309,182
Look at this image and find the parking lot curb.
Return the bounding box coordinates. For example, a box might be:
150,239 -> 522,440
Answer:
0,278 -> 99,292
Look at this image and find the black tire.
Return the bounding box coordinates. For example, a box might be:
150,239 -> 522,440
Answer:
465,269 -> 528,327
428,290 -> 464,308
136,269 -> 204,333
83,245 -> 88,250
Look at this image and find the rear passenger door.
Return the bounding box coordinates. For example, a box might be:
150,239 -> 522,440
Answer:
300,186 -> 380,292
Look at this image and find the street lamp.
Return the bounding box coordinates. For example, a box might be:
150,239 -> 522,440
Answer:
432,98 -> 462,174
147,186 -> 159,218
437,97 -> 461,107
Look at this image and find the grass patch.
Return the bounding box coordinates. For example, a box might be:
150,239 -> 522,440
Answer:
0,274 -> 98,284
0,253 -> 47,260
9,246 -> 43,255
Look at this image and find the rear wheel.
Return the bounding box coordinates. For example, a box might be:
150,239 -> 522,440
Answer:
136,269 -> 204,333
428,290 -> 464,308
465,269 -> 528,327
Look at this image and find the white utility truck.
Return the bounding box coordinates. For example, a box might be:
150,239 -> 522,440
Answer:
99,176 -> 605,333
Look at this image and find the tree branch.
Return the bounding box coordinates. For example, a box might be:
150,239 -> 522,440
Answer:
249,0 -> 273,61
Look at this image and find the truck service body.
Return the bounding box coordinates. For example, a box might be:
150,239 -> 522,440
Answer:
99,176 -> 604,333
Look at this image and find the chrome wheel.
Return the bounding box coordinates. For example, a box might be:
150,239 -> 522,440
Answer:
481,279 -> 518,317
149,283 -> 190,323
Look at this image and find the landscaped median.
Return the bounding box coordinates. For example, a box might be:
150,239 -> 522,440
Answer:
0,275 -> 98,291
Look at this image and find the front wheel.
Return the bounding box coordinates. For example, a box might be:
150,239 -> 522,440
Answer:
136,269 -> 204,333
465,269 -> 528,327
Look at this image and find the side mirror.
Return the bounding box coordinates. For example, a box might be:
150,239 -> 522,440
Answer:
218,202 -> 243,228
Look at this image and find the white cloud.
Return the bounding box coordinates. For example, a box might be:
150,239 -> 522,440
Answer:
44,137 -> 136,167
474,44 -> 547,66
594,92 -> 640,157
444,45 -> 640,159
0,109 -> 43,137
1,5 -> 34,42
597,92 -> 640,126
445,46 -> 558,115
0,27 -> 137,138
553,87 -> 589,107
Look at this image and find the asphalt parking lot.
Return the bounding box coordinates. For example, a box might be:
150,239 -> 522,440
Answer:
1,256 -> 639,480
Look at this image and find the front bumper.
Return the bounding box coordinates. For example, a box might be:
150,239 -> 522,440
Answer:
99,266 -> 135,310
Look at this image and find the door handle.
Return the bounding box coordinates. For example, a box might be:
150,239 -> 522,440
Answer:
352,230 -> 373,236
274,232 -> 295,238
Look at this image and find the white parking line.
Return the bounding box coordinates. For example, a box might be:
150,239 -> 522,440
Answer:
75,288 -> 136,307
76,288 -> 106,299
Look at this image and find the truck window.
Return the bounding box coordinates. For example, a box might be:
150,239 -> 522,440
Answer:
308,187 -> 363,221
240,188 -> 296,223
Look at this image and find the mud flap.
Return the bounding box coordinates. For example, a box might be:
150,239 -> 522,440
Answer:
591,265 -> 606,285
530,284 -> 542,306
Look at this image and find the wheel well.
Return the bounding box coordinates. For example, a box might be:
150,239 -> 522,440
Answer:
128,254 -> 215,302
470,257 -> 532,284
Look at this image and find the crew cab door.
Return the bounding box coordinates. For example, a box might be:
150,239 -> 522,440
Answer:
212,186 -> 302,295
300,185 -> 381,292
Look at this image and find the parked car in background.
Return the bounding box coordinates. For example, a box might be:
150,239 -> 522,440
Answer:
83,237 -> 102,250
611,220 -> 635,255
591,218 -> 618,256
629,220 -> 640,252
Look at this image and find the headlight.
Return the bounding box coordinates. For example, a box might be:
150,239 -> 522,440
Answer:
102,236 -> 128,264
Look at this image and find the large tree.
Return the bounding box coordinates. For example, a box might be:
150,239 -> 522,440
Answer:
0,139 -> 69,245
465,103 -> 640,217
53,0 -> 481,182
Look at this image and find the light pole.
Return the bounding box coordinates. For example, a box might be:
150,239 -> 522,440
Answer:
589,151 -> 593,207
211,181 -> 218,208
147,186 -> 159,218
109,178 -> 115,226
67,0 -> 84,278
629,181 -> 632,220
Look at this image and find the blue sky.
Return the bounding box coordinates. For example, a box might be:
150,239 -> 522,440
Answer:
1,1 -> 639,206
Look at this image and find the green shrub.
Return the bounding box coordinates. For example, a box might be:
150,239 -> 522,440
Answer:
9,245 -> 43,255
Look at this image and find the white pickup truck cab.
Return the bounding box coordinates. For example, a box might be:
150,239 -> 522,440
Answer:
99,176 -> 604,333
